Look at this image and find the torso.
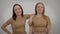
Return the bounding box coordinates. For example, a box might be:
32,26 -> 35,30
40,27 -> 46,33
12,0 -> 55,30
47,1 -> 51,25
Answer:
32,15 -> 47,34
10,15 -> 29,34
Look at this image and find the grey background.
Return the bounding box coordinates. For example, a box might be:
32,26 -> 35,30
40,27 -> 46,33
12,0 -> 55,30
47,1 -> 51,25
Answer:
0,0 -> 60,34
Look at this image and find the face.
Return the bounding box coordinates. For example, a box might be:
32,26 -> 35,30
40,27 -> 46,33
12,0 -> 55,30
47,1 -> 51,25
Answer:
36,4 -> 44,14
14,5 -> 22,16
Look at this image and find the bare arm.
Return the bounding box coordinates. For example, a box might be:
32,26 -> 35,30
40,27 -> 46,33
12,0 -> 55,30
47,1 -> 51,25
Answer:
1,19 -> 12,34
25,14 -> 34,19
47,17 -> 51,34
29,24 -> 33,34
28,16 -> 33,34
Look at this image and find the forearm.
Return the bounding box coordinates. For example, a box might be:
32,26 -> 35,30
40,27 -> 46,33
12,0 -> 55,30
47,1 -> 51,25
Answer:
47,26 -> 51,34
48,28 -> 51,34
29,26 -> 33,34
1,27 -> 11,34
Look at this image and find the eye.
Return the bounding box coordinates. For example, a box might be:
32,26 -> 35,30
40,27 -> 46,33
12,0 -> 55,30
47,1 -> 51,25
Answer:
37,6 -> 40,8
41,7 -> 43,8
18,8 -> 20,10
15,9 -> 17,11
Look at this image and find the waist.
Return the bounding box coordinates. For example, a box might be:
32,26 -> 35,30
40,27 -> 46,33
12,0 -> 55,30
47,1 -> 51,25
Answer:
33,27 -> 47,32
33,32 -> 47,34
13,27 -> 25,32
12,32 -> 26,34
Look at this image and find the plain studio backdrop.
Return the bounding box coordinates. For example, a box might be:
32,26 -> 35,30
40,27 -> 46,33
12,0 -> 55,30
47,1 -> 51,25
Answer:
0,0 -> 60,34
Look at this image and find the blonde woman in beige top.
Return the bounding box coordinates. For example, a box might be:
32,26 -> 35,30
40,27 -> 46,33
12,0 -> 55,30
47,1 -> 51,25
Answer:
29,2 -> 51,34
1,4 -> 31,34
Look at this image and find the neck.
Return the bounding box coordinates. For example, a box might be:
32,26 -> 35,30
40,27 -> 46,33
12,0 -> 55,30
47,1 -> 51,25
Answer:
37,13 -> 42,15
17,15 -> 21,18
36,14 -> 42,17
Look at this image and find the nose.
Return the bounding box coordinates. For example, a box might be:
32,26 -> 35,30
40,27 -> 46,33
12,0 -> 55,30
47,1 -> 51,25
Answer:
17,9 -> 20,12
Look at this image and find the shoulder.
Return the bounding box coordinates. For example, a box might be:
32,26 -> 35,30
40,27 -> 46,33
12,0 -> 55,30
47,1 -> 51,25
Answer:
30,14 -> 35,18
30,14 -> 35,16
43,15 -> 50,20
23,13 -> 35,16
43,15 -> 50,18
23,14 -> 29,18
7,17 -> 13,22
24,14 -> 30,16
46,16 -> 50,19
4,17 -> 13,24
45,16 -> 50,21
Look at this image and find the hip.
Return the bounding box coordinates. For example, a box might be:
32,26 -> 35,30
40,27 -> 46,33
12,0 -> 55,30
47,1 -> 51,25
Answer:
32,32 -> 48,34
12,32 -> 26,34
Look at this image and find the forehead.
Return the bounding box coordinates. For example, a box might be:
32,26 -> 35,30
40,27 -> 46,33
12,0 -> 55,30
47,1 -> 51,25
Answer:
14,5 -> 20,9
37,3 -> 43,7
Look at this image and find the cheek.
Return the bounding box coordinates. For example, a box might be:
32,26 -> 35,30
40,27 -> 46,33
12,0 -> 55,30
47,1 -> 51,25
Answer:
36,8 -> 39,12
40,10 -> 43,13
40,8 -> 43,12
19,9 -> 22,13
15,11 -> 22,15
19,11 -> 22,14
15,11 -> 17,14
18,9 -> 22,13
41,8 -> 43,11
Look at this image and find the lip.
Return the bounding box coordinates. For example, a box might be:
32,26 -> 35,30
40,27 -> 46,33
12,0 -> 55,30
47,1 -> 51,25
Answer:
17,12 -> 20,13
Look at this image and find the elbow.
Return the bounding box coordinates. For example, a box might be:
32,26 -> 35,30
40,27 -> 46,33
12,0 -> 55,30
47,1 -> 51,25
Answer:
29,22 -> 32,26
29,23 -> 32,26
1,26 -> 4,29
1,25 -> 5,30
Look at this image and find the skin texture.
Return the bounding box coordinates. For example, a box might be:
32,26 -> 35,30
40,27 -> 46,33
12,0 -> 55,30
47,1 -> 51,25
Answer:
14,5 -> 22,16
29,2 -> 51,34
29,15 -> 51,34
1,15 -> 30,34
1,4 -> 31,34
36,4 -> 43,14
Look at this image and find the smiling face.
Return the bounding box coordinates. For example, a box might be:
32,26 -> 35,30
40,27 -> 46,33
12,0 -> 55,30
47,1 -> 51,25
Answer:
36,4 -> 44,14
35,2 -> 45,15
14,5 -> 22,16
12,4 -> 23,20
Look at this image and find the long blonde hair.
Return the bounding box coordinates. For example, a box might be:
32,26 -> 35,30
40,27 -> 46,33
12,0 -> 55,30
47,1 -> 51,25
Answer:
35,2 -> 47,21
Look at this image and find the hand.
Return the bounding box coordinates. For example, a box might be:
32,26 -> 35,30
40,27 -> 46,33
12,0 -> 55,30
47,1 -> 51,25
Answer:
7,32 -> 12,34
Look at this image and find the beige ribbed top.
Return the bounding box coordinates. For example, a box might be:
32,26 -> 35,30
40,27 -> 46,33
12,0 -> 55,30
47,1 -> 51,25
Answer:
32,15 -> 51,33
3,14 -> 30,34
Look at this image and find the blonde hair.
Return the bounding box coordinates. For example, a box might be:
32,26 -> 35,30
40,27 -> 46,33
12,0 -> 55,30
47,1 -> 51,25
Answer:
35,2 -> 47,21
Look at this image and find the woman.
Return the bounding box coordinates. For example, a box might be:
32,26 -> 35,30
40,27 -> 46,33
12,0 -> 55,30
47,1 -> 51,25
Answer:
1,4 -> 31,34
29,2 -> 51,34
